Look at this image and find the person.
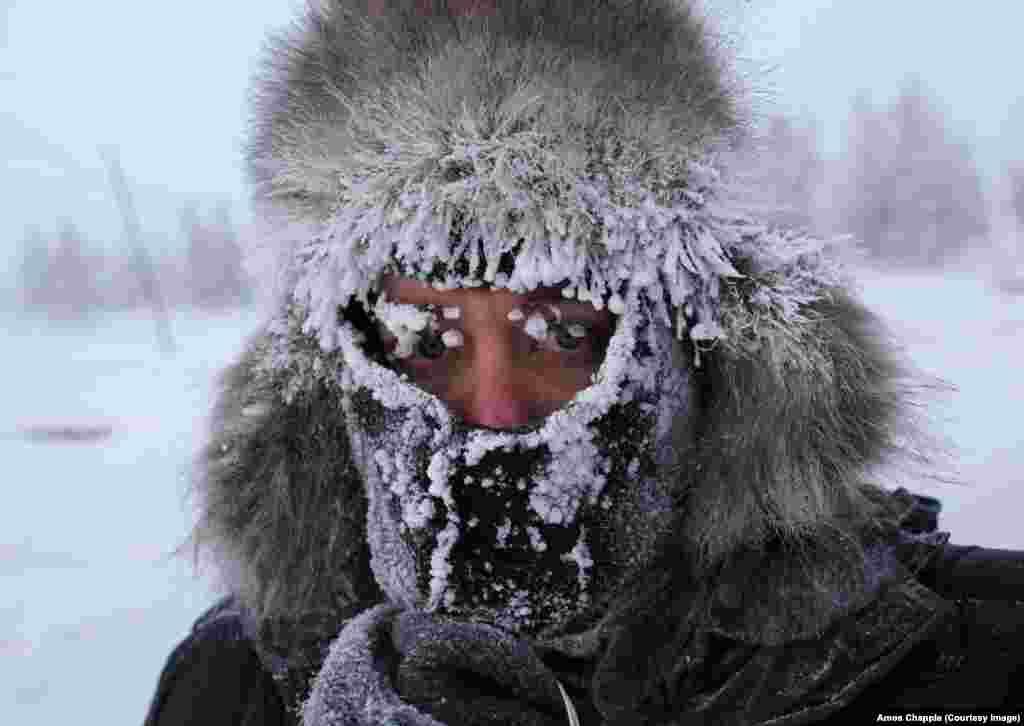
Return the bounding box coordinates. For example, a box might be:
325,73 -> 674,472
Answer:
142,1 -> 1024,724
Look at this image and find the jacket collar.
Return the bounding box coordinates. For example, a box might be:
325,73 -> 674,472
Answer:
591,524 -> 955,725
235,525 -> 954,725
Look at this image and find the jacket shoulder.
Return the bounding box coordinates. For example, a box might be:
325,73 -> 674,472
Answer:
918,543 -> 1024,603
143,599 -> 287,726
840,597 -> 1024,714
890,487 -> 1024,603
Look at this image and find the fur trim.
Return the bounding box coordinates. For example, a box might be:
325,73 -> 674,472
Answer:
182,334 -> 384,622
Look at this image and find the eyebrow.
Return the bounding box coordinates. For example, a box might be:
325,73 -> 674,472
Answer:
523,287 -> 569,302
525,293 -> 613,323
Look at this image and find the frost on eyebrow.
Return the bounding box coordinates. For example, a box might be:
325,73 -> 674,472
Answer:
505,303 -> 603,347
372,293 -> 438,359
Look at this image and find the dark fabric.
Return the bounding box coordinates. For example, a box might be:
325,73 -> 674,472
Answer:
919,544 -> 1024,602
143,606 -> 288,726
594,577 -> 955,726
241,600 -> 376,723
145,590 -> 1024,726
891,487 -> 943,536
390,610 -> 567,726
836,597 -> 1024,718
144,496 -> 1024,726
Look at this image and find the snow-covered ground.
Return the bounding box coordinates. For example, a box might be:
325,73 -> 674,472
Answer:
2,307 -> 263,726
2,265 -> 1022,725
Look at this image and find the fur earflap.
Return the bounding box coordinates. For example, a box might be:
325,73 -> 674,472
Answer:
183,333 -> 384,622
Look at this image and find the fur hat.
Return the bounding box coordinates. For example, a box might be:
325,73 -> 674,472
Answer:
187,0 -> 957,678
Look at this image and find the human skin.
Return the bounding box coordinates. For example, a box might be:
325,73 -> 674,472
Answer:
380,274 -> 615,430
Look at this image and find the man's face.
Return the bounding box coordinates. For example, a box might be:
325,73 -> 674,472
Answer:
378,274 -> 616,429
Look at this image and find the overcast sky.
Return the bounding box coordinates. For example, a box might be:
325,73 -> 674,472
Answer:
2,1 -> 1022,282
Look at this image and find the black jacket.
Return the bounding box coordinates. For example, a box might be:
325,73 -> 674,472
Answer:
144,496 -> 1024,726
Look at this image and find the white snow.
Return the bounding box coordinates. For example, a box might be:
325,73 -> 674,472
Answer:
495,518 -> 513,548
0,306 -> 261,726
1,258 -> 1022,724
429,519 -> 461,609
560,528 -> 594,598
526,526 -> 548,553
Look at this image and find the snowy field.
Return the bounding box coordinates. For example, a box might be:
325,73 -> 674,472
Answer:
2,265 -> 1022,725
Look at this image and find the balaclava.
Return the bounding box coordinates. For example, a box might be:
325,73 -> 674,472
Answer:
337,265 -> 695,638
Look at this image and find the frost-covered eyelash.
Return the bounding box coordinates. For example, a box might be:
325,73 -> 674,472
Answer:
373,295 -> 596,363
515,306 -> 594,353
372,299 -> 465,360
516,304 -> 591,336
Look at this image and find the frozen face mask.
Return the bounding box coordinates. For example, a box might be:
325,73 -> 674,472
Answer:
334,275 -> 696,639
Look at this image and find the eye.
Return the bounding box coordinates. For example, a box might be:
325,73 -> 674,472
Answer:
378,325 -> 449,366
520,305 -> 595,355
549,322 -> 590,352
415,329 -> 447,360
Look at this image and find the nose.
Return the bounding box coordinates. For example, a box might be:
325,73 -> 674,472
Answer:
452,336 -> 537,429
465,394 -> 534,429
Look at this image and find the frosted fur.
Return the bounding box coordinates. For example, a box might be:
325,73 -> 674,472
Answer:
244,0 -> 853,369
241,0 -> 854,380
246,0 -> 742,229
287,162 -> 855,371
